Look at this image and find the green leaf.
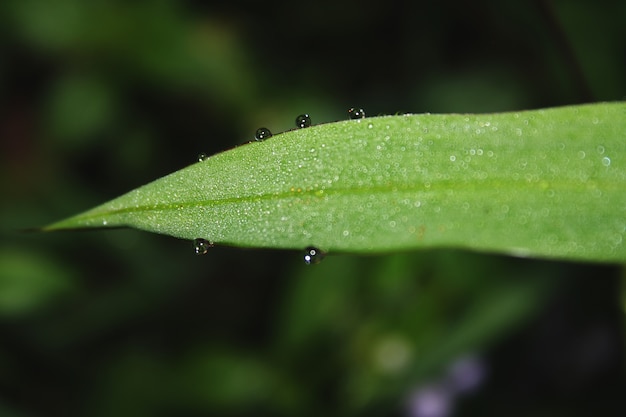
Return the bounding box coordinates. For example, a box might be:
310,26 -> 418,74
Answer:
44,102 -> 626,263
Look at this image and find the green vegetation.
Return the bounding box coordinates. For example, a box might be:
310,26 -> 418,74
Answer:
46,103 -> 626,263
2,0 -> 625,416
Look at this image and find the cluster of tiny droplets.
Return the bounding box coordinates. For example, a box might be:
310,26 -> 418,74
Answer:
194,109 -> 366,258
253,108 -> 365,142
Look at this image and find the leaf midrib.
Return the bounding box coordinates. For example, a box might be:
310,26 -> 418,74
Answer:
70,175 -> 619,222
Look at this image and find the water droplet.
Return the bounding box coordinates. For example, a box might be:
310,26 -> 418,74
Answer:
295,114 -> 311,128
198,152 -> 209,162
348,108 -> 366,119
303,246 -> 325,265
193,238 -> 213,255
255,127 -> 272,141
602,156 -> 611,167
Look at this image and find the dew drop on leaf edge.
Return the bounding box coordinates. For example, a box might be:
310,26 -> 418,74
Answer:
303,246 -> 325,265
197,152 -> 209,162
255,127 -> 272,141
193,238 -> 214,255
295,114 -> 312,128
348,107 -> 366,119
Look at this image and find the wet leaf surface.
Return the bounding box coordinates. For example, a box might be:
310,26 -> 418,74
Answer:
45,102 -> 626,263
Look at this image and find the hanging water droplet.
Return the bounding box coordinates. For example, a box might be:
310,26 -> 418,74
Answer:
255,127 -> 272,141
197,152 -> 209,162
303,246 -> 325,265
295,114 -> 312,128
348,108 -> 366,119
193,238 -> 213,255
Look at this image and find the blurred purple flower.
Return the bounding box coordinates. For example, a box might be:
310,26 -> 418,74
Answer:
406,384 -> 452,417
406,356 -> 486,417
445,356 -> 486,395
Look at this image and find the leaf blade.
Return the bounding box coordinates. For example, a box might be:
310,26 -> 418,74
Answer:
45,102 -> 626,262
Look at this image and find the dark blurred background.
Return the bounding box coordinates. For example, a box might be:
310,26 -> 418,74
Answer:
1,0 -> 625,416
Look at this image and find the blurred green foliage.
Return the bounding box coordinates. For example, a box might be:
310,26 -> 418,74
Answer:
1,0 -> 625,416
